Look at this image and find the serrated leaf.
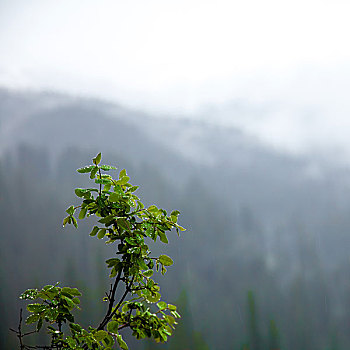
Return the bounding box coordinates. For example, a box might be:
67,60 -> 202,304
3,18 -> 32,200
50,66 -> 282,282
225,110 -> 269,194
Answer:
158,255 -> 173,266
77,165 -> 95,173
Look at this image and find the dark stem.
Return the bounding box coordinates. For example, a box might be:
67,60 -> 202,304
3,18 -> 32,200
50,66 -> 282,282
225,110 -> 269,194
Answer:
98,168 -> 102,197
97,269 -> 123,330
97,275 -> 135,330
18,308 -> 24,350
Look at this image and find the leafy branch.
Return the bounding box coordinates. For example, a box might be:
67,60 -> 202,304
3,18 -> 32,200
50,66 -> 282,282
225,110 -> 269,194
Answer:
12,153 -> 184,349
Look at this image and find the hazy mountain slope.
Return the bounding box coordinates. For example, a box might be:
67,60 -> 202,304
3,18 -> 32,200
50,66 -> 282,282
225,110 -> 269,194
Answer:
3,88 -> 350,349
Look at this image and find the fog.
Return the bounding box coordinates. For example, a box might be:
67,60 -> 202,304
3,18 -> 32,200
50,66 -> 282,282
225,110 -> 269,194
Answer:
2,1 -> 350,349
2,0 -> 350,157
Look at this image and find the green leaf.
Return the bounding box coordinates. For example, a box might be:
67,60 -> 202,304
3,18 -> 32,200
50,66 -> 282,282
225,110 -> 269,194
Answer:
109,192 -> 119,202
98,215 -> 115,225
165,315 -> 176,327
116,334 -> 128,350
27,303 -> 46,313
146,292 -> 161,303
44,308 -> 59,321
119,169 -> 127,179
20,289 -> 38,300
158,255 -> 173,266
90,166 -> 98,179
95,178 -> 112,185
94,330 -> 108,341
129,186 -> 139,192
75,188 -> 90,197
138,258 -> 148,270
157,301 -> 167,310
143,269 -> 154,278
167,304 -> 177,311
116,218 -> 129,231
158,230 -> 169,244
66,205 -> 75,215
93,152 -> 102,165
78,207 -> 87,219
25,314 -> 40,324
100,165 -> 117,171
107,320 -> 119,333
77,165 -> 95,173
105,258 -> 120,267
72,216 -> 78,228
89,226 -> 99,236
148,205 -> 158,213
171,310 -> 181,318
118,176 -> 130,185
102,334 -> 114,347
62,287 -> 82,297
97,228 -> 107,239
69,323 -> 82,332
104,183 -> 112,192
63,216 -> 72,226
36,317 -> 43,332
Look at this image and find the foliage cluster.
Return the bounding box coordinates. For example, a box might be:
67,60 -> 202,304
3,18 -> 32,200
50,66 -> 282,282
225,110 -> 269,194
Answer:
13,153 -> 185,349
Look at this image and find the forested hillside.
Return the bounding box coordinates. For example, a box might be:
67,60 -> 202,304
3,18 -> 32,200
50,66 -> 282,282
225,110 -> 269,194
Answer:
2,89 -> 350,349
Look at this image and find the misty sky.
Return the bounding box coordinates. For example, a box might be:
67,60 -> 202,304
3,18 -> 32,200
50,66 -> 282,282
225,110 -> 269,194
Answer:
1,0 -> 350,159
